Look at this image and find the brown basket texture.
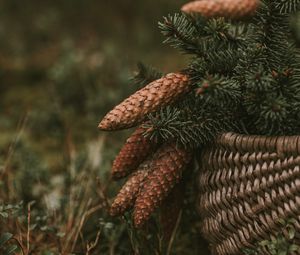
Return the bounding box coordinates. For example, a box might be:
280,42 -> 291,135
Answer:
197,132 -> 300,255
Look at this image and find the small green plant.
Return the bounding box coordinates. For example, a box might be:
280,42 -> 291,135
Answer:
0,233 -> 21,255
0,202 -> 23,219
244,219 -> 300,255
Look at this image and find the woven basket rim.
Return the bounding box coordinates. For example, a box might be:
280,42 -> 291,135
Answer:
217,132 -> 300,155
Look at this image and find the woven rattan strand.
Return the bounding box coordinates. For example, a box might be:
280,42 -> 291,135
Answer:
198,132 -> 300,255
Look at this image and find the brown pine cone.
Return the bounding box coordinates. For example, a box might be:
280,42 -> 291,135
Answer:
98,73 -> 191,131
110,159 -> 153,217
112,125 -> 158,179
181,0 -> 259,19
133,143 -> 192,228
160,183 -> 184,242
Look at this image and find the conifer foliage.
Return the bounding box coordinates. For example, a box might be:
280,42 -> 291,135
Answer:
99,0 -> 300,230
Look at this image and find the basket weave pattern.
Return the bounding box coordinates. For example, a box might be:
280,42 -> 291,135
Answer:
198,132 -> 300,255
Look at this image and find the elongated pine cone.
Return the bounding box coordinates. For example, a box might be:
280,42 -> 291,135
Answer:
181,0 -> 259,19
110,159 -> 153,216
98,73 -> 191,131
112,125 -> 158,179
133,143 -> 192,228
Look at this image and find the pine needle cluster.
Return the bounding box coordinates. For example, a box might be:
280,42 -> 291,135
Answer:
153,0 -> 300,139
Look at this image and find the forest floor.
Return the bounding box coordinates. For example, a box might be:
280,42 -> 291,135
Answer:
0,1 -> 211,254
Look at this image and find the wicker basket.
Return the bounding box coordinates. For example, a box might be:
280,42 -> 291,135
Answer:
197,132 -> 300,255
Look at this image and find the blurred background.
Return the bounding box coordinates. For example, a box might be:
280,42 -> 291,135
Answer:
0,0 -> 208,254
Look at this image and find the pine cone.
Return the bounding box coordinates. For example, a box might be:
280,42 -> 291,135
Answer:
181,0 -> 259,19
160,183 -> 184,242
112,125 -> 158,179
133,143 -> 192,228
98,73 -> 191,131
110,159 -> 153,216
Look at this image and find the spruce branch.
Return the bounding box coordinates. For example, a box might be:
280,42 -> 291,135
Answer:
243,89 -> 300,135
205,48 -> 241,74
159,13 -> 200,54
204,18 -> 249,47
143,102 -> 238,148
131,62 -> 163,89
253,1 -> 292,69
274,0 -> 300,14
195,75 -> 242,108
186,58 -> 208,82
244,67 -> 276,92
234,44 -> 269,83
254,96 -> 299,135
